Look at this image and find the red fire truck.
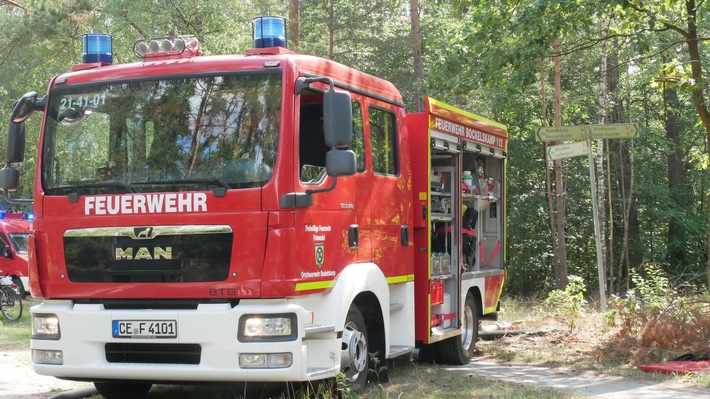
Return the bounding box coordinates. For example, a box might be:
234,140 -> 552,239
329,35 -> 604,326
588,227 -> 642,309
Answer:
1,17 -> 506,398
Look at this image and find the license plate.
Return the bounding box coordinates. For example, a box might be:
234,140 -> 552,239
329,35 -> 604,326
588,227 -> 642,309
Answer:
112,320 -> 177,338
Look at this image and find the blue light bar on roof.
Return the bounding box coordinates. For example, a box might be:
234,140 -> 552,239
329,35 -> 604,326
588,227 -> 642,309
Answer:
252,16 -> 287,49
82,34 -> 113,64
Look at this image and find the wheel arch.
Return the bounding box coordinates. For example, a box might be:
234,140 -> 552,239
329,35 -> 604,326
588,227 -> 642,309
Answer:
300,262 -> 388,343
466,285 -> 483,317
351,290 -> 385,363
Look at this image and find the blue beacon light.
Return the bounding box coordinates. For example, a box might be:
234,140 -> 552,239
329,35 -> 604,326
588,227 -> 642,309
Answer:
252,16 -> 287,49
82,34 -> 113,64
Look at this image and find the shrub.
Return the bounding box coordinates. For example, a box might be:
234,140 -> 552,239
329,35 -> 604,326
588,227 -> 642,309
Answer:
601,263 -> 710,365
545,275 -> 588,332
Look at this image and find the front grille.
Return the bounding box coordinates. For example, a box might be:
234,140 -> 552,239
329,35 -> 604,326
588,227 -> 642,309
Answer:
64,225 -> 233,283
105,343 -> 201,364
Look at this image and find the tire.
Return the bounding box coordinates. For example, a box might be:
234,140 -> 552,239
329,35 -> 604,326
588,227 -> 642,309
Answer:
1,287 -> 22,321
436,293 -> 479,365
340,305 -> 369,391
94,381 -> 152,399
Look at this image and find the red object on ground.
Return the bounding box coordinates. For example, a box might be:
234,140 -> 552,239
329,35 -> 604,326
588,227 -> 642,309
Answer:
638,360 -> 710,375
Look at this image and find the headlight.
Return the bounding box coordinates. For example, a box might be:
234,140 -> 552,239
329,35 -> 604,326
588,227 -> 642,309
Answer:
32,314 -> 61,340
238,313 -> 296,341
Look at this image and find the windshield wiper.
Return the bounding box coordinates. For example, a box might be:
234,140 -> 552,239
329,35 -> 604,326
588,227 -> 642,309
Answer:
51,181 -> 136,202
131,178 -> 230,197
132,178 -> 230,189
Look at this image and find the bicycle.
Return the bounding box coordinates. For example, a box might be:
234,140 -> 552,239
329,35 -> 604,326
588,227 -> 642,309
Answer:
1,273 -> 23,321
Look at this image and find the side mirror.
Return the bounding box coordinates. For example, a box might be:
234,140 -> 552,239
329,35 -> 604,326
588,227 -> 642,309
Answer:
323,88 -> 352,148
0,166 -> 20,192
11,91 -> 37,123
326,149 -> 356,177
6,122 -> 26,163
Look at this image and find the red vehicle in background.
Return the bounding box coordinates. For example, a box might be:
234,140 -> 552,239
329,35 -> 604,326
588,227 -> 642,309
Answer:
0,211 -> 32,298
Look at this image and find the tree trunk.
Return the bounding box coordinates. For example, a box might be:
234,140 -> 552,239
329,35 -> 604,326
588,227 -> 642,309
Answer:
541,62 -> 560,281
607,33 -> 620,294
664,83 -> 691,268
681,0 -> 710,292
323,0 -> 334,59
288,0 -> 300,50
597,18 -> 608,295
410,0 -> 424,112
553,38 -> 569,289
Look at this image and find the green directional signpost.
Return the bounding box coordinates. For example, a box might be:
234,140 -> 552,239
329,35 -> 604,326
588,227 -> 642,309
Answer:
590,123 -> 639,140
547,140 -> 588,161
536,125 -> 589,142
535,123 -> 639,312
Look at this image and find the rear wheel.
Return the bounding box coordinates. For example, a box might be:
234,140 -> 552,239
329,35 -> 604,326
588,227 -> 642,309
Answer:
340,305 -> 369,391
94,381 -> 152,399
436,293 -> 478,364
1,287 -> 22,321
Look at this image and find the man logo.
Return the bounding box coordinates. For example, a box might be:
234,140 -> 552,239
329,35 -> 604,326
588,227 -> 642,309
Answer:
130,227 -> 156,240
115,247 -> 172,260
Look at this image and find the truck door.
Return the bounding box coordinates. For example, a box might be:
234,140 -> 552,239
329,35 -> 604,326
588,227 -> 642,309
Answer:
364,100 -> 412,277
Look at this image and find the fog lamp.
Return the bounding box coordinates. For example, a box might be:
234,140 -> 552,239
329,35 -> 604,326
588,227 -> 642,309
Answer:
32,349 -> 64,365
239,353 -> 292,368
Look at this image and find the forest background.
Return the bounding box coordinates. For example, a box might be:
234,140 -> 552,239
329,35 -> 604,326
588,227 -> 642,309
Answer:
0,0 -> 708,302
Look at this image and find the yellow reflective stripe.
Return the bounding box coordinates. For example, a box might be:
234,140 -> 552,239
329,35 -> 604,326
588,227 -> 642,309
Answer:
386,274 -> 414,284
295,274 -> 413,291
295,280 -> 336,292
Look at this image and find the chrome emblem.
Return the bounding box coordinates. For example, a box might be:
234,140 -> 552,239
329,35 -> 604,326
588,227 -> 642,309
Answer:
130,227 -> 156,240
115,247 -> 172,260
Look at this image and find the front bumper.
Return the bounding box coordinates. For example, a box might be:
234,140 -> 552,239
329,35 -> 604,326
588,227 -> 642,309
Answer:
30,300 -> 340,383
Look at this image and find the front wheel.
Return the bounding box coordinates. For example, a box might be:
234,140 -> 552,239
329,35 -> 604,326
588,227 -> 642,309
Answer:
340,305 -> 369,391
94,381 -> 152,399
1,287 -> 22,321
436,293 -> 479,365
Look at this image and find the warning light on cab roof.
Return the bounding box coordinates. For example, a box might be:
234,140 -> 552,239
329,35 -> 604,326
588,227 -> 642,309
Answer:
82,34 -> 113,64
133,35 -> 200,60
252,16 -> 287,49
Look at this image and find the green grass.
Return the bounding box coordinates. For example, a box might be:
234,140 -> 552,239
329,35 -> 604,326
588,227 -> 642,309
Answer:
140,360 -> 580,398
0,297 -> 34,350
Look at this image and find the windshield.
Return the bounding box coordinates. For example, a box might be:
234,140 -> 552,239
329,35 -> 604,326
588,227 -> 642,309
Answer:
42,72 -> 281,195
8,233 -> 28,254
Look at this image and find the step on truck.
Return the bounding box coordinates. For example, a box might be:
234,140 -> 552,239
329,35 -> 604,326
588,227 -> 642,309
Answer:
0,16 -> 507,398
